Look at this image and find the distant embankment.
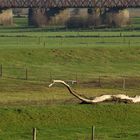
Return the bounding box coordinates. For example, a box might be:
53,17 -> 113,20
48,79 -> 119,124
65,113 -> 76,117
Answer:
129,9 -> 140,17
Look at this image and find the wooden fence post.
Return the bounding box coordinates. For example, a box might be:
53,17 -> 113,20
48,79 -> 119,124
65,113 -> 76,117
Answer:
98,75 -> 101,87
0,64 -> 2,77
33,128 -> 37,140
129,40 -> 131,47
50,72 -> 52,82
44,42 -> 46,47
60,37 -> 63,47
91,126 -> 95,140
76,73 -> 78,84
38,37 -> 41,45
123,78 -> 126,90
25,68 -> 28,80
123,37 -> 125,43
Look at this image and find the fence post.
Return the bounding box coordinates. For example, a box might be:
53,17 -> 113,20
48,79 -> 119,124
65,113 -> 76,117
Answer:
123,78 -> 126,90
44,42 -> 46,47
50,72 -> 52,82
25,68 -> 28,80
0,64 -> 2,78
129,40 -> 131,47
76,73 -> 78,84
38,37 -> 41,45
91,126 -> 95,140
32,128 -> 37,140
98,75 -> 101,87
60,37 -> 63,47
123,37 -> 125,43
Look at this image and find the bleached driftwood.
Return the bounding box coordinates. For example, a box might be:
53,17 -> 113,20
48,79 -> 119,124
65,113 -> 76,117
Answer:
49,80 -> 140,104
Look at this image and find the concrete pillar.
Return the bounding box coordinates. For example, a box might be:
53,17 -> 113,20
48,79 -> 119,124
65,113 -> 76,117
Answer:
66,8 -> 90,28
66,8 -> 102,28
87,8 -> 101,26
28,8 -> 67,27
0,9 -> 13,26
103,8 -> 130,27
28,8 -> 48,27
49,9 -> 70,26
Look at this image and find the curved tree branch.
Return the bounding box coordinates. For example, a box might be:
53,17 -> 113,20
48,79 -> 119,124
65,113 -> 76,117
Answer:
49,80 -> 140,104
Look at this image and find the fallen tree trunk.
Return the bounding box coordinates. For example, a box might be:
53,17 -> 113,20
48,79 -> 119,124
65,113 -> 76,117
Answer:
49,80 -> 140,104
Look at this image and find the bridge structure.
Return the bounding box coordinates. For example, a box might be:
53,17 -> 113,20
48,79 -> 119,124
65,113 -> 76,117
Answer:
0,0 -> 139,27
0,0 -> 139,9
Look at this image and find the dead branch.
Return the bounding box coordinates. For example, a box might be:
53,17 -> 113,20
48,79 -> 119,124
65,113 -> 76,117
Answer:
49,80 -> 140,104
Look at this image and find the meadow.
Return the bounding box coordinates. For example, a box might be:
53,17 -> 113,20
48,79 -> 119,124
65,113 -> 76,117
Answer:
0,17 -> 140,140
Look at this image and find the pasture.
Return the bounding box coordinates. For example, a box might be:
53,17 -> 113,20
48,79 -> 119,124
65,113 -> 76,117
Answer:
0,17 -> 140,140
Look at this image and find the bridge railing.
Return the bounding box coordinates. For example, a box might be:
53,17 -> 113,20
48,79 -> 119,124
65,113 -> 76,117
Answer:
0,0 -> 139,8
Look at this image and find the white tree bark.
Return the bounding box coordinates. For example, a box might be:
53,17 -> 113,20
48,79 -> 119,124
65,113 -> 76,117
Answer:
49,80 -> 140,104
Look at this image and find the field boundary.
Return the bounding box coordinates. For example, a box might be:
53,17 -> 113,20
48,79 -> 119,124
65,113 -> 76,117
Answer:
0,64 -> 140,90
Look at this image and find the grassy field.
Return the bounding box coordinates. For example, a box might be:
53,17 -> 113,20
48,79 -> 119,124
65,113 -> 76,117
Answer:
0,27 -> 140,79
0,105 -> 140,140
0,17 -> 140,140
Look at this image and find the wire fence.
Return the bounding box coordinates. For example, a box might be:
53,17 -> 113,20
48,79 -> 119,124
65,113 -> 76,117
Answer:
0,64 -> 140,89
1,125 -> 139,140
0,126 -> 96,140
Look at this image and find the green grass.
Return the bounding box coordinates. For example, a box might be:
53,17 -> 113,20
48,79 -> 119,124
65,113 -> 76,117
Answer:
0,44 -> 140,80
0,105 -> 140,140
0,17 -> 139,80
0,17 -> 140,140
0,78 -> 139,106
